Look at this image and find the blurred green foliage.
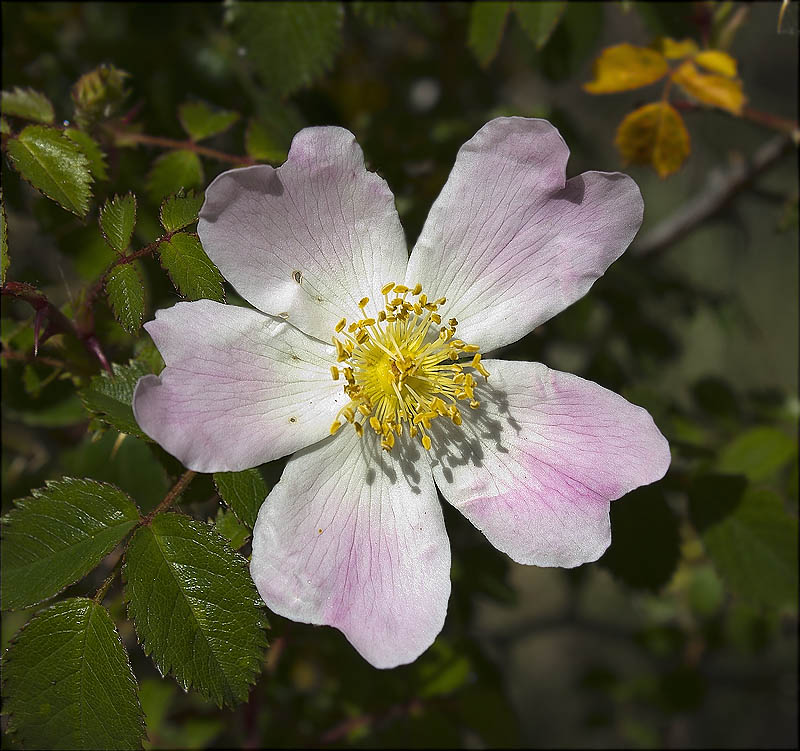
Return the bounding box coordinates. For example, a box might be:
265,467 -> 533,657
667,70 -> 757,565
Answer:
1,2 -> 797,749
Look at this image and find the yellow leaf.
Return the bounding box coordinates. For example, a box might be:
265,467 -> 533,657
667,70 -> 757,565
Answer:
693,49 -> 738,77
583,43 -> 669,94
615,102 -> 690,178
672,61 -> 745,114
656,37 -> 699,59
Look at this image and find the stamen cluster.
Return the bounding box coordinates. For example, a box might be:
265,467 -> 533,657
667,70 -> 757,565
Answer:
329,282 -> 489,451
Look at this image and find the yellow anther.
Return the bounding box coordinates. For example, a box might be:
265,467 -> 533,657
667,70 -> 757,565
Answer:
328,281 -> 488,453
330,420 -> 343,435
469,399 -> 480,409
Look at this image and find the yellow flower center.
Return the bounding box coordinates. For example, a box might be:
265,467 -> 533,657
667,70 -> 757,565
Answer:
329,282 -> 489,451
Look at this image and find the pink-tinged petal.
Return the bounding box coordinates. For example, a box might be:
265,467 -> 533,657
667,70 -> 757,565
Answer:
133,300 -> 345,473
250,428 -> 450,669
405,117 -> 643,352
430,359 -> 670,567
197,127 -> 409,342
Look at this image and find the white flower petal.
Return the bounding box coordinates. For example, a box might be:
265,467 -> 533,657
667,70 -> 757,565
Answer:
250,428 -> 451,669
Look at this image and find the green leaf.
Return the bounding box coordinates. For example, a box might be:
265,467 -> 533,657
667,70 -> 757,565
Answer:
1,478 -> 140,610
160,189 -> 204,232
0,116 -> 10,134
213,508 -> 250,549
6,124 -> 92,216
716,426 -> 797,482
1,598 -> 146,750
213,469 -> 267,529
227,1 -> 344,97
468,2 -> 511,67
245,118 -> 289,163
123,512 -> 268,706
178,100 -> 239,142
512,0 -> 566,49
147,149 -> 204,203
64,127 -> 108,180
1,86 -> 55,123
158,232 -> 225,302
78,359 -> 152,439
1,188 -> 8,284
105,262 -> 145,334
697,486 -> 798,608
100,193 -> 137,253
600,485 -> 680,591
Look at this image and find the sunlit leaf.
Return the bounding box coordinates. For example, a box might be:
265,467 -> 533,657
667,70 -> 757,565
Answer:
694,49 -> 737,77
147,149 -> 204,202
1,598 -> 146,750
158,232 -> 225,302
178,100 -> 240,142
226,1 -> 344,97
160,190 -> 204,232
64,127 -> 108,180
213,468 -> 267,529
213,508 -> 250,549
0,116 -> 9,134
105,261 -> 145,334
655,36 -> 698,59
1,478 -> 140,610
6,124 -> 92,216
468,2 -> 511,67
1,86 -> 54,123
716,426 -> 796,482
79,359 -> 152,439
583,43 -> 669,93
615,101 -> 690,178
123,512 -> 269,706
672,60 -> 745,114
100,193 -> 137,253
513,0 -> 566,50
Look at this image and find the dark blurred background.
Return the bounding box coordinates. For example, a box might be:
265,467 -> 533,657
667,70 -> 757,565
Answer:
2,2 -> 797,748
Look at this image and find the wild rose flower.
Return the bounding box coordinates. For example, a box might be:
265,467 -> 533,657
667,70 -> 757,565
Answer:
133,118 -> 670,668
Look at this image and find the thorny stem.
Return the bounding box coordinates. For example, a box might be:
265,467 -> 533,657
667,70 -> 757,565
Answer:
1,281 -> 112,373
107,128 -> 255,167
143,470 -> 197,524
